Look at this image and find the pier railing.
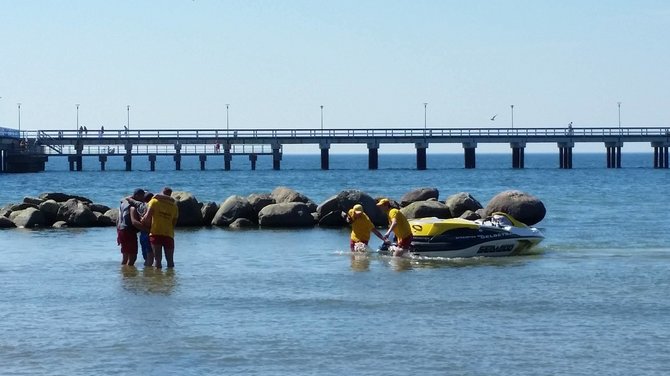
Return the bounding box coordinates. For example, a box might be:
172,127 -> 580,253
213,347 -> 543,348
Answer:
17,126 -> 670,141
41,143 -> 276,156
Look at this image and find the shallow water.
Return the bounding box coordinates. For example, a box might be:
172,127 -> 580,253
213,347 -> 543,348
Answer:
1,154 -> 669,375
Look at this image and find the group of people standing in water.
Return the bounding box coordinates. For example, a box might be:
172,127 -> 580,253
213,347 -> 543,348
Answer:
345,198 -> 413,257
117,187 -> 179,268
117,191 -> 411,265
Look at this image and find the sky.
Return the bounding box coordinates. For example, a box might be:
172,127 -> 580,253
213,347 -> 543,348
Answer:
1,1 -> 669,153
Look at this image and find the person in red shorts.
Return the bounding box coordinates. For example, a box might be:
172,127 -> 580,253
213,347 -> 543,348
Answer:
141,187 -> 179,268
117,188 -> 146,266
376,198 -> 414,257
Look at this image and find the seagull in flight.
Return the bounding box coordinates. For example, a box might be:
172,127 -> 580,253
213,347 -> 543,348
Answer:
490,114 -> 497,121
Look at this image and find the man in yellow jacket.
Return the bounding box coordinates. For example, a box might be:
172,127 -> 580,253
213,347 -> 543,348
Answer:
376,198 -> 413,257
346,204 -> 386,252
142,187 -> 179,268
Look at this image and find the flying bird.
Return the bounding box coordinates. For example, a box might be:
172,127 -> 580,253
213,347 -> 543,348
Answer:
490,114 -> 497,121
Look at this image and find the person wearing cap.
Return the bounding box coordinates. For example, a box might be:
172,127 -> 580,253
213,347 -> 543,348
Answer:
142,187 -> 179,268
376,198 -> 413,256
117,188 -> 147,266
346,204 -> 386,252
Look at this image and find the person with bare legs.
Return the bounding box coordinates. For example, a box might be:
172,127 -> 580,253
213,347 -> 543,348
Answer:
142,187 -> 179,268
117,189 -> 146,266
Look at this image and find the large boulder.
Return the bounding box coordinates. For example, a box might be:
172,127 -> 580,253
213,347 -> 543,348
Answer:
39,192 -> 92,204
247,193 -> 274,214
57,199 -> 97,227
212,195 -> 256,226
270,187 -> 317,212
318,210 -> 347,227
104,208 -> 120,225
95,212 -> 115,227
201,202 -> 218,226
316,195 -> 345,226
172,191 -> 203,227
400,188 -> 439,207
90,203 -> 111,214
23,197 -> 44,206
229,218 -> 256,229
400,201 -> 451,219
39,199 -> 61,226
258,202 -> 316,227
9,207 -> 46,228
459,210 -> 481,220
484,190 -> 546,226
0,216 -> 16,228
10,203 -> 38,211
334,190 -> 387,226
445,192 -> 483,218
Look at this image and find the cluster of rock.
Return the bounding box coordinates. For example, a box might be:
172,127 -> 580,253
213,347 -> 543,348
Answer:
0,187 -> 546,230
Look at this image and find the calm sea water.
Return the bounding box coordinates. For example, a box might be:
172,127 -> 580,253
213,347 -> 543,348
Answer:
1,153 -> 669,375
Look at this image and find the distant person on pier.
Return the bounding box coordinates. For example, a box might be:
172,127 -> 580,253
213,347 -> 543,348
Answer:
78,126 -> 84,137
215,141 -> 220,153
345,204 -> 386,252
142,187 -> 179,268
376,198 -> 413,257
117,188 -> 146,266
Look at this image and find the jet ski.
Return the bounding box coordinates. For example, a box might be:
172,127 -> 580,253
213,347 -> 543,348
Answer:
379,212 -> 544,258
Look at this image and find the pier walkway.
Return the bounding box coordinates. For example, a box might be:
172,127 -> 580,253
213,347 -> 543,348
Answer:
1,126 -> 669,172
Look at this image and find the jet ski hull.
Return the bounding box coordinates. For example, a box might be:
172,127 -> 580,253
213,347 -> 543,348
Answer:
398,216 -> 544,258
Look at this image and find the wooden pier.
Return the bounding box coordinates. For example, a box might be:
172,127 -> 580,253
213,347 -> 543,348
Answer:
1,126 -> 669,172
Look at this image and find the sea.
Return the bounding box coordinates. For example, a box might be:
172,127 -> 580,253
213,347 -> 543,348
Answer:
0,153 -> 668,376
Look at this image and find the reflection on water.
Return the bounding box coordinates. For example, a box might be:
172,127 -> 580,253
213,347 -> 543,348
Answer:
350,253 -> 370,272
120,266 -> 177,295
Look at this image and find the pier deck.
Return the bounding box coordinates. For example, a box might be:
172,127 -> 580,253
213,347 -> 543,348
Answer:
1,127 -> 669,172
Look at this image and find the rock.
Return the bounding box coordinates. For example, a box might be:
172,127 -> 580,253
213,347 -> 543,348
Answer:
52,221 -> 68,228
475,208 -> 487,219
104,208 -> 120,225
172,191 -> 203,227
96,212 -> 115,227
315,195 -> 344,226
201,202 -> 218,225
400,187 -> 439,207
271,186 -> 311,204
9,207 -> 46,228
247,193 -> 274,214
10,203 -> 38,211
57,199 -> 97,227
258,202 -> 316,227
23,197 -> 44,206
0,205 -> 12,218
335,190 -> 387,226
318,210 -> 347,227
459,210 -> 481,220
39,192 -> 92,204
39,200 -> 61,225
445,192 -> 483,218
229,218 -> 256,229
0,216 -> 16,228
90,203 -> 111,214
400,201 -> 451,219
484,190 -> 546,226
212,195 -> 256,226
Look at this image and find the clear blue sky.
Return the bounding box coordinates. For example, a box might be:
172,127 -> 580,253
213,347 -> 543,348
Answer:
1,1 -> 668,152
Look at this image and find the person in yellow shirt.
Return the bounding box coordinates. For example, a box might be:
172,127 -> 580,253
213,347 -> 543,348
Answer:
376,198 -> 413,257
346,204 -> 386,252
141,187 -> 179,268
